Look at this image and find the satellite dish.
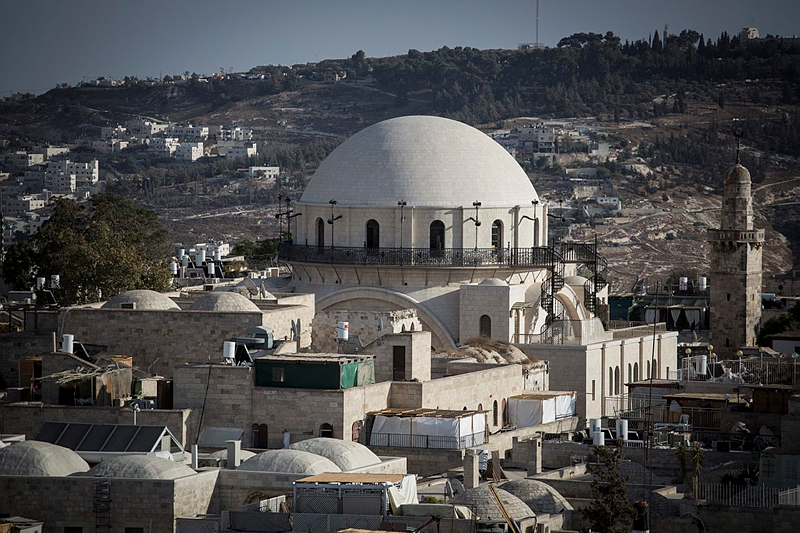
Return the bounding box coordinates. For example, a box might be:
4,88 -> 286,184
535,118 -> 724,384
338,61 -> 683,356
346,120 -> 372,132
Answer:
242,277 -> 260,296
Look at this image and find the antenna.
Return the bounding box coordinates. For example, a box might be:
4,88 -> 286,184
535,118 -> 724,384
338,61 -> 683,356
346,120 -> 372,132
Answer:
535,0 -> 540,48
733,127 -> 743,164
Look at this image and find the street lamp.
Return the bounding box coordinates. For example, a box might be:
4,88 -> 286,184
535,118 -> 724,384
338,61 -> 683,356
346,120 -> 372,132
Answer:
327,200 -> 342,250
398,201 -> 407,249
472,201 -> 482,250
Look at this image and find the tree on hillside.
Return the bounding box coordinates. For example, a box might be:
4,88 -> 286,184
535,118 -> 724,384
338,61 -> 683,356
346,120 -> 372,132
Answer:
652,30 -> 663,52
584,446 -> 634,533
2,194 -> 172,305
758,302 -> 800,346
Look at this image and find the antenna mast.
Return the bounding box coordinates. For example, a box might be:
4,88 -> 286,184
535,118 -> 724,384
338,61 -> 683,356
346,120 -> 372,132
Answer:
536,0 -> 540,48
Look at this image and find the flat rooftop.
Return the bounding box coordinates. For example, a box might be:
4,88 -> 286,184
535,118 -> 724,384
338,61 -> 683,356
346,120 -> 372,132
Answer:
369,407 -> 484,418
296,473 -> 405,484
509,391 -> 576,400
255,353 -> 375,364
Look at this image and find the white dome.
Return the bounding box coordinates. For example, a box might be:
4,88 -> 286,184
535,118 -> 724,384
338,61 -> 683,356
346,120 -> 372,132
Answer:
237,449 -> 341,475
102,290 -> 179,310
289,438 -> 380,471
0,441 -> 89,476
190,291 -> 261,312
300,116 -> 538,207
84,455 -> 195,480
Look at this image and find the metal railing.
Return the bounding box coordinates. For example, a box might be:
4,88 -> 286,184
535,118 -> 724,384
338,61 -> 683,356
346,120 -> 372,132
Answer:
668,359 -> 800,386
697,482 -> 782,508
605,395 -> 666,420
369,431 -> 486,450
779,487 -> 800,506
662,406 -> 721,430
278,243 -> 560,268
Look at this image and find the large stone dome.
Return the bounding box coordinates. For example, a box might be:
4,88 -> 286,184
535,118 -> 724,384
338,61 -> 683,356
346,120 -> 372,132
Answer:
0,441 -> 89,476
83,455 -> 196,480
300,116 -> 538,207
450,486 -> 535,521
237,449 -> 342,475
102,290 -> 179,310
190,291 -> 261,312
289,438 -> 380,471
500,479 -> 572,514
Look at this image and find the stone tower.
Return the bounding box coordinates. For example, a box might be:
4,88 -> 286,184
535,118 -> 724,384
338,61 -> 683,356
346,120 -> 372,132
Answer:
708,161 -> 764,357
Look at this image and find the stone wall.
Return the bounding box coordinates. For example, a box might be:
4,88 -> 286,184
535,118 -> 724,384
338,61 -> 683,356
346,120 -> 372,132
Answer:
0,470 -> 217,532
458,281 -> 513,342
0,403 -> 191,447
0,331 -> 55,387
311,309 -> 422,353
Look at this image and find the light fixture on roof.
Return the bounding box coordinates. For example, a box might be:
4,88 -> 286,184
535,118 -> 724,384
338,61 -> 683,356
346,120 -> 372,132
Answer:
327,200 -> 342,250
398,201 -> 407,251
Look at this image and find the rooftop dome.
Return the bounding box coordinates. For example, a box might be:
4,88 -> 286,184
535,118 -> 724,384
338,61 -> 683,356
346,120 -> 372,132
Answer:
289,438 -> 380,471
237,449 -> 342,475
450,486 -> 535,521
208,448 -> 256,466
300,116 -> 538,207
500,479 -> 573,514
190,291 -> 261,312
724,163 -> 751,184
479,278 -> 508,286
0,441 -> 89,476
84,455 -> 195,480
102,290 -> 179,310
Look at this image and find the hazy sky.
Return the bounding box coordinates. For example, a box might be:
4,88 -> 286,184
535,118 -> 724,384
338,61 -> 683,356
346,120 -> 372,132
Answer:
1,0 -> 798,96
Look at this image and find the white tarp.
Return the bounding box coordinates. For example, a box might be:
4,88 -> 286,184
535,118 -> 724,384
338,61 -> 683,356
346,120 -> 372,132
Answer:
370,413 -> 486,449
555,393 -> 577,419
387,474 -> 419,512
508,394 -> 576,428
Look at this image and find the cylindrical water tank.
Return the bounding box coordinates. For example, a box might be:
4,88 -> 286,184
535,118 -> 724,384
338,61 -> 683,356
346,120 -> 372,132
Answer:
62,334 -> 74,354
593,430 -> 605,446
50,274 -> 60,289
222,341 -> 236,360
336,321 -> 349,341
698,354 -> 708,375
679,277 -> 688,291
178,248 -> 185,260
182,255 -> 189,268
170,262 -> 178,276
198,249 -> 206,265
207,262 -> 215,276
699,276 -> 707,291
589,418 -> 601,436
616,419 -> 629,441
36,277 -> 46,290
214,249 -> 221,262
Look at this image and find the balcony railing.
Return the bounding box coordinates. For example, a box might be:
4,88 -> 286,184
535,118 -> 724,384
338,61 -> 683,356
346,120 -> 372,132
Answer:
279,243 -> 560,268
369,431 -> 486,449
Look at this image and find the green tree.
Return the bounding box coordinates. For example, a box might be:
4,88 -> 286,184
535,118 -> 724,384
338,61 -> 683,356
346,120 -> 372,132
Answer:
4,194 -> 172,305
584,446 -> 634,533
758,302 -> 800,346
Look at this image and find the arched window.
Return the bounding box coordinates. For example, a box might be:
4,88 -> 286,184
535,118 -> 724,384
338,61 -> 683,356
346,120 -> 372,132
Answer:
653,359 -> 658,379
614,366 -> 620,395
491,220 -> 504,250
533,218 -> 540,247
430,220 -> 445,250
502,399 -> 507,424
609,368 -> 613,395
634,363 -> 639,382
628,363 -> 632,383
493,400 -> 498,426
366,219 -> 380,249
478,403 -> 483,412
316,218 -> 325,248
351,421 -> 361,442
479,315 -> 492,337
319,423 -> 334,438
646,360 -> 651,379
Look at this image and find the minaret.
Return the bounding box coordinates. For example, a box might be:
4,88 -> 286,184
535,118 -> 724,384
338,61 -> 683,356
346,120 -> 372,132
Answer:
708,142 -> 764,357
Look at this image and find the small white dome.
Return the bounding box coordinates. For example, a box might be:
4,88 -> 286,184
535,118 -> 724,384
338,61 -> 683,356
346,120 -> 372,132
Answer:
0,441 -> 89,476
102,290 -> 179,310
84,455 -> 195,480
300,116 -> 538,208
237,449 -> 342,475
289,438 -> 380,471
190,291 -> 261,312
479,278 -> 508,286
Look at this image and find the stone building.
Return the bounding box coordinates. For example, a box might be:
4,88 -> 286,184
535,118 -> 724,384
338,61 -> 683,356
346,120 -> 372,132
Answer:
708,161 -> 764,357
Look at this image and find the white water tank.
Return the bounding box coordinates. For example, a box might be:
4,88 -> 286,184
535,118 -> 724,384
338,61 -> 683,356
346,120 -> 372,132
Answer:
616,419 -> 629,441
36,277 -> 46,290
679,277 -> 688,291
50,274 -> 60,289
62,334 -> 74,354
223,341 -> 236,361
214,249 -> 221,262
178,248 -> 185,260
170,262 -> 178,276
698,354 -> 708,375
207,262 -> 215,276
197,249 -> 206,265
593,430 -> 605,446
181,255 -> 189,268
699,276 -> 707,291
336,321 -> 349,341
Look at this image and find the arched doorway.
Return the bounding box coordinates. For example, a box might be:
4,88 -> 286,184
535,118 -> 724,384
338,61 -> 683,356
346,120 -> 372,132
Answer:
479,315 -> 492,337
491,220 -> 503,250
366,219 -> 380,249
319,423 -> 334,438
614,366 -> 620,395
252,423 -> 268,448
533,218 -> 540,247
634,362 -> 639,382
316,218 -> 325,248
430,220 -> 445,250
646,360 -> 651,379
351,421 -> 361,442
493,400 -> 498,426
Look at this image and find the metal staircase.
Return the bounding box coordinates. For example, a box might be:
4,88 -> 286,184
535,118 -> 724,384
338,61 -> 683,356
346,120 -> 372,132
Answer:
94,478 -> 112,533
